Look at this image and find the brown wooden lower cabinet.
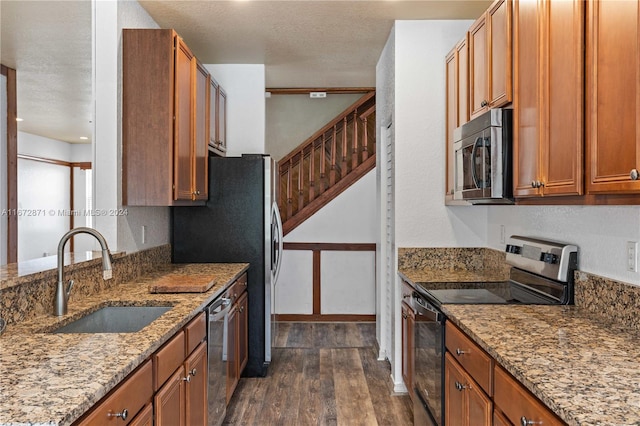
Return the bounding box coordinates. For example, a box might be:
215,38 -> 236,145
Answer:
444,352 -> 492,426
227,275 -> 249,404
129,403 -> 153,426
75,360 -> 153,425
401,301 -> 415,399
445,322 -> 566,426
75,312 -> 209,426
494,365 -> 565,426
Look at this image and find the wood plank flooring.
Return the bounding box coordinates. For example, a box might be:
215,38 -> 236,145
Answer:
224,322 -> 413,426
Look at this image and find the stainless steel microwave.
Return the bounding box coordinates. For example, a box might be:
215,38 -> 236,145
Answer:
453,108 -> 513,204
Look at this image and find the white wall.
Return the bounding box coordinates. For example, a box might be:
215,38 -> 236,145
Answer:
276,169 -> 377,315
114,0 -> 170,253
285,169 -> 377,243
487,205 -> 640,284
394,20 -> 483,248
265,93 -> 362,161
205,64 -> 266,156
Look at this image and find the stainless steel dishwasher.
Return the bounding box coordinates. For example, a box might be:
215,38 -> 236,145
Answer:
207,294 -> 232,426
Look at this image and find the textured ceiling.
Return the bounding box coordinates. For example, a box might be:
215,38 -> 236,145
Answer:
1,0 -> 488,145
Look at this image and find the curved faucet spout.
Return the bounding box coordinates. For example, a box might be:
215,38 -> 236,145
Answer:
55,227 -> 113,316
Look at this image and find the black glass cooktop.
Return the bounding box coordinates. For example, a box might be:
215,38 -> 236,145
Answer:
416,277 -> 565,307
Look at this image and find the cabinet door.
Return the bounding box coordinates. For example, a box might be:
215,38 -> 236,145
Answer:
129,403 -> 153,426
513,0 -> 542,197
541,0 -> 584,196
445,47 -> 457,198
457,37 -> 469,126
218,86 -> 227,153
226,305 -> 238,404
401,302 -> 415,399
155,366 -> 186,426
193,61 -> 209,201
237,291 -> 249,374
209,77 -> 219,148
467,381 -> 492,425
469,14 -> 488,118
174,36 -> 195,201
487,0 -> 512,108
185,342 -> 208,426
586,0 -> 640,193
444,353 -> 467,426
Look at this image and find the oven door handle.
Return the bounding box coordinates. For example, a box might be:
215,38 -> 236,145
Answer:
470,136 -> 484,189
414,295 -> 444,324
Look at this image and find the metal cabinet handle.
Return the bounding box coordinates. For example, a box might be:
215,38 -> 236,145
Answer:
530,180 -> 545,189
481,100 -> 488,107
239,306 -> 244,313
455,348 -> 467,356
107,409 -> 128,421
521,417 -> 542,426
402,313 -> 408,319
189,368 -> 197,377
631,169 -> 639,180
402,293 -> 411,299
455,381 -> 467,391
183,375 -> 191,383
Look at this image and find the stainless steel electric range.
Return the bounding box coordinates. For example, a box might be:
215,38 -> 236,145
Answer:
411,236 -> 578,426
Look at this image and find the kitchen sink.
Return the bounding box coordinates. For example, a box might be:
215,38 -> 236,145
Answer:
51,305 -> 173,334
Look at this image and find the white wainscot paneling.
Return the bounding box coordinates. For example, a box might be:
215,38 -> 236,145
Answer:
321,251 -> 375,315
275,250 -> 313,314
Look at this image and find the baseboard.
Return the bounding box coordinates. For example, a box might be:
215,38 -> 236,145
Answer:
274,314 -> 376,322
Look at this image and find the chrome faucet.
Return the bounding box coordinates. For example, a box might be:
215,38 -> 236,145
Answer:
55,227 -> 113,316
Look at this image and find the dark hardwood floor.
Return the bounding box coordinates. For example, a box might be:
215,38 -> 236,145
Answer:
224,322 -> 413,426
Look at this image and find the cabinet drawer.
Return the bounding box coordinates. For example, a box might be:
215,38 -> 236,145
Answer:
154,330 -> 185,391
227,273 -> 248,304
185,312 -> 206,355
77,360 -> 153,425
401,280 -> 414,307
494,365 -> 565,426
445,322 -> 493,395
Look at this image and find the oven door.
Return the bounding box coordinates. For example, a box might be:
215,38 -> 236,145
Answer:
454,129 -> 491,201
413,293 -> 445,426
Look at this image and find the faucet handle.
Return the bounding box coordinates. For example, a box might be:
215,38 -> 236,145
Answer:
66,280 -> 74,297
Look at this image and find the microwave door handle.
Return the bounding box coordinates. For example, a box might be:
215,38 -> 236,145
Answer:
470,136 -> 483,189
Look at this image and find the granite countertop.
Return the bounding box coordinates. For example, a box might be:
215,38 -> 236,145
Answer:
0,262 -> 249,426
443,304 -> 640,426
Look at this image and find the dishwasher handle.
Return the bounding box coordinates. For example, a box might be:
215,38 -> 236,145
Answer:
414,293 -> 444,324
208,297 -> 232,321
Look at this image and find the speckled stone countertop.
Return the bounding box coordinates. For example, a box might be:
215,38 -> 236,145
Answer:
0,262 -> 249,426
399,268 -> 509,284
443,304 -> 640,426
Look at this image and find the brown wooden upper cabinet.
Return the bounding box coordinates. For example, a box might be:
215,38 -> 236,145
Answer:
586,0 -> 640,194
209,76 -> 228,156
123,29 -> 209,206
513,0 -> 584,198
469,0 -> 512,119
445,36 -> 469,198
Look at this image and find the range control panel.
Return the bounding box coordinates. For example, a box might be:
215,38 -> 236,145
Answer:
505,235 -> 578,283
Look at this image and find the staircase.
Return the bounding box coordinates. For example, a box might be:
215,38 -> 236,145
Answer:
278,92 -> 376,235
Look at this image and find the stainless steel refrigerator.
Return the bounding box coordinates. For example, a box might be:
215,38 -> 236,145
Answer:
172,154 -> 283,377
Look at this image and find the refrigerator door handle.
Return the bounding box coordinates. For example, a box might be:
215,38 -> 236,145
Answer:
271,201 -> 284,286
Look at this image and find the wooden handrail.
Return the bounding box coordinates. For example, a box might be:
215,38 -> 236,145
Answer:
279,92 -> 375,165
277,91 -> 376,229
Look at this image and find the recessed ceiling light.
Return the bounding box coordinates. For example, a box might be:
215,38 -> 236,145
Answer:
15,117 -> 23,122
80,136 -> 89,140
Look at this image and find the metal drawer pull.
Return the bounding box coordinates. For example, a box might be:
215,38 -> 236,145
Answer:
631,169 -> 639,180
183,375 -> 191,383
481,100 -> 488,107
189,368 -> 197,376
403,293 -> 411,299
455,348 -> 467,356
454,381 -> 467,391
107,409 -> 128,421
521,417 -> 542,426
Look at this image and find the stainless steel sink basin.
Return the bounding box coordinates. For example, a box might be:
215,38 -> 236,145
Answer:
51,306 -> 173,334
